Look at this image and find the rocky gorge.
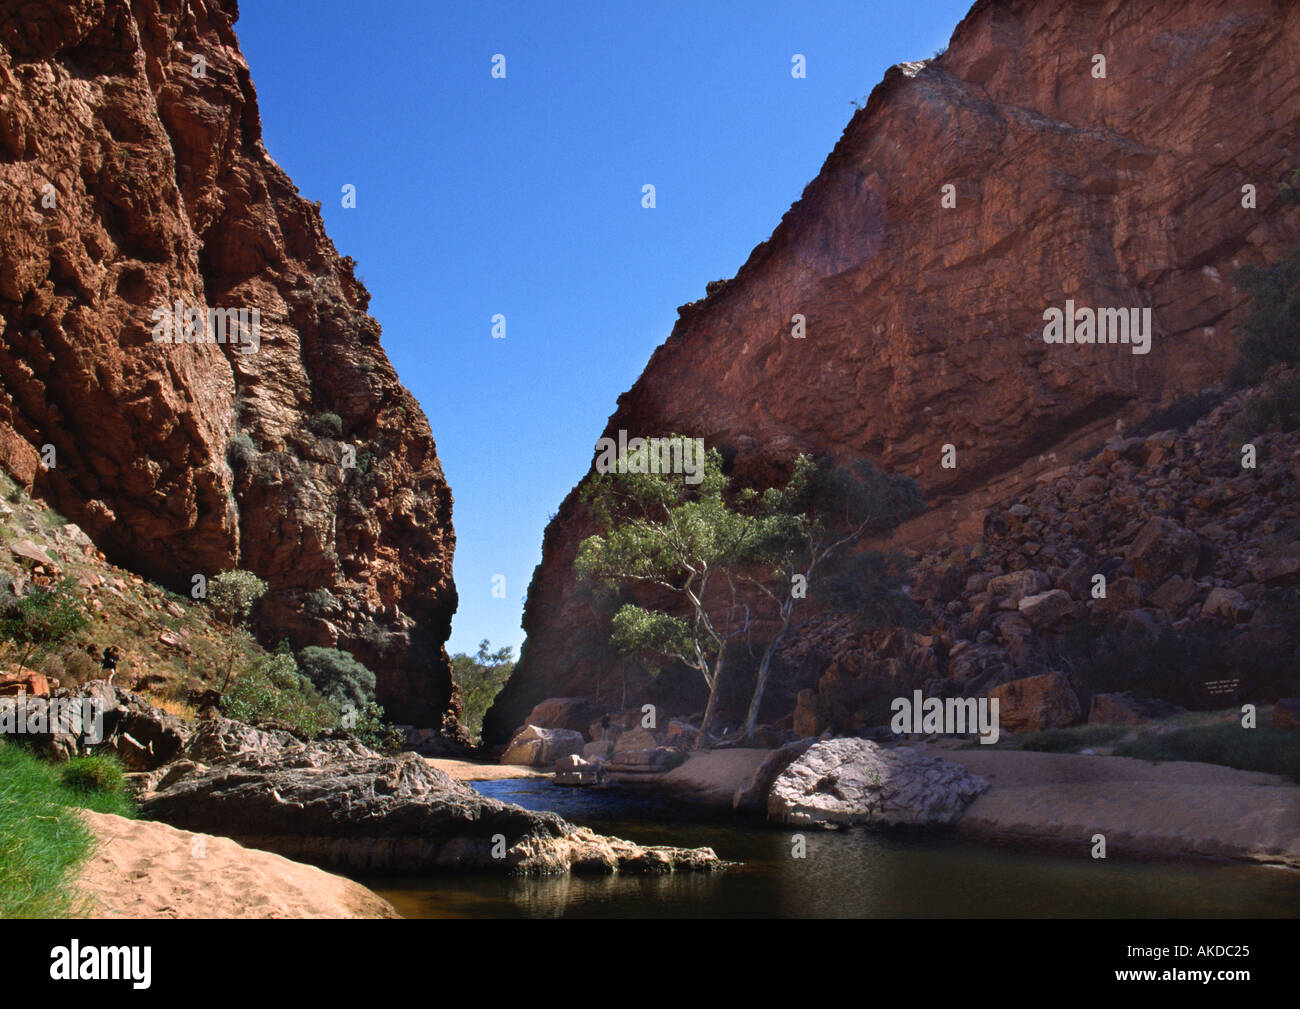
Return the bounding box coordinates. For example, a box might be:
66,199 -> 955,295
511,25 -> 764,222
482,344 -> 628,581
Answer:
0,0 -> 459,729
485,0 -> 1300,742
1,0 -> 1299,923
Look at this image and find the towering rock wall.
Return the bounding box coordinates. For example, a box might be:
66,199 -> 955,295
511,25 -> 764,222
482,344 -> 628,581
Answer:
0,0 -> 458,727
485,0 -> 1300,741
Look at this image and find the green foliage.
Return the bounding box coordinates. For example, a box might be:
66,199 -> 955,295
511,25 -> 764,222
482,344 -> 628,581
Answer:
221,652 -> 338,738
820,550 -> 923,630
0,577 -> 89,674
208,570 -> 267,692
309,412 -> 344,438
208,570 -> 267,626
1115,722 -> 1300,781
1015,724 -> 1131,753
450,639 -> 515,741
576,444 -> 924,740
228,431 -> 256,468
305,587 -> 337,618
1042,614 -> 1297,712
576,444 -> 761,728
0,745 -> 133,918
1232,172 -> 1300,384
58,755 -> 132,813
1280,167 -> 1300,206
297,645 -> 377,710
346,701 -> 407,754
1230,374 -> 1300,438
609,605 -> 694,674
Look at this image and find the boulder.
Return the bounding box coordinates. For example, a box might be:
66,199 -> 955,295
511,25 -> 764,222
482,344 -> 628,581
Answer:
733,738 -> 816,812
554,753 -> 601,786
1018,588 -> 1074,628
587,708 -> 642,743
1127,517 -> 1200,584
521,697 -> 598,735
766,738 -> 989,828
663,719 -> 699,748
1272,699 -> 1300,731
1201,586 -> 1249,623
0,671 -> 51,696
987,569 -> 1049,610
9,538 -> 58,570
612,725 -> 660,754
1150,575 -> 1196,613
1249,556 -> 1300,585
500,724 -> 585,767
1088,692 -> 1184,725
1056,555 -> 1096,599
606,746 -> 685,783
8,680 -> 189,768
1093,577 -> 1145,615
582,740 -> 614,762
988,672 -> 1081,733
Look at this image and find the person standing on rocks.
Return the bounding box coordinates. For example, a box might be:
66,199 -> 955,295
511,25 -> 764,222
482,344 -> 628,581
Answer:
100,645 -> 119,684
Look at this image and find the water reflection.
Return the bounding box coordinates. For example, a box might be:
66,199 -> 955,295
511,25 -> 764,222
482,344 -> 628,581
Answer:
366,778 -> 1300,919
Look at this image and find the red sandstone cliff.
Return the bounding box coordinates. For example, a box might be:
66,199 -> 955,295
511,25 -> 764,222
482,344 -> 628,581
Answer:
485,0 -> 1300,742
0,0 -> 458,728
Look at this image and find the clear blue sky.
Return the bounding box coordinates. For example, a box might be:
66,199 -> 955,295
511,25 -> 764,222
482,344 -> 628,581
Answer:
236,0 -> 971,660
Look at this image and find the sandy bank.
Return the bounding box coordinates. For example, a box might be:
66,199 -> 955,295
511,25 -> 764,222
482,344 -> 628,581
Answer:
77,811 -> 399,918
426,758 -> 551,781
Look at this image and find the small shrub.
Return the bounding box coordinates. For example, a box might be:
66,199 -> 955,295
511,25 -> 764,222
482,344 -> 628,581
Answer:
59,755 -> 129,809
347,701 -> 406,754
1232,201 -> 1299,386
305,587 -> 337,618
309,413 -> 344,438
297,646 -> 376,711
228,431 -> 256,468
208,569 -> 267,691
39,645 -> 100,687
1229,374 -> 1300,439
221,652 -> 338,738
0,577 -> 88,675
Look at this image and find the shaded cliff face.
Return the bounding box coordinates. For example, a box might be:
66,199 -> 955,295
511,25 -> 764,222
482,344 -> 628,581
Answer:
485,0 -> 1300,742
0,0 -> 457,727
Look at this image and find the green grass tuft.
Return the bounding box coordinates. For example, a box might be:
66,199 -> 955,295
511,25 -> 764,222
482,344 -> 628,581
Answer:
1016,724 -> 1132,752
1114,723 -> 1300,781
0,744 -> 135,918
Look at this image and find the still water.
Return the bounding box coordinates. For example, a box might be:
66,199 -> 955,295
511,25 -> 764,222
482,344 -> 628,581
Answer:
369,778 -> 1300,919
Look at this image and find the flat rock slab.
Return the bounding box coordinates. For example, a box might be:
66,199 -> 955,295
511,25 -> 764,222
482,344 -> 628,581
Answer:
657,748 -> 774,806
767,738 -> 990,828
942,749 -> 1300,866
142,720 -> 721,876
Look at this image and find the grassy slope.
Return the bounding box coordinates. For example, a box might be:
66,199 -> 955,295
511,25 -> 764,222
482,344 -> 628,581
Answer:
0,468 -> 270,714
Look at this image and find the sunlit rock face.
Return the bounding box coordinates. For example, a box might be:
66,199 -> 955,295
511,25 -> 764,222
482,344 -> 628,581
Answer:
0,0 -> 457,727
485,0 -> 1300,742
